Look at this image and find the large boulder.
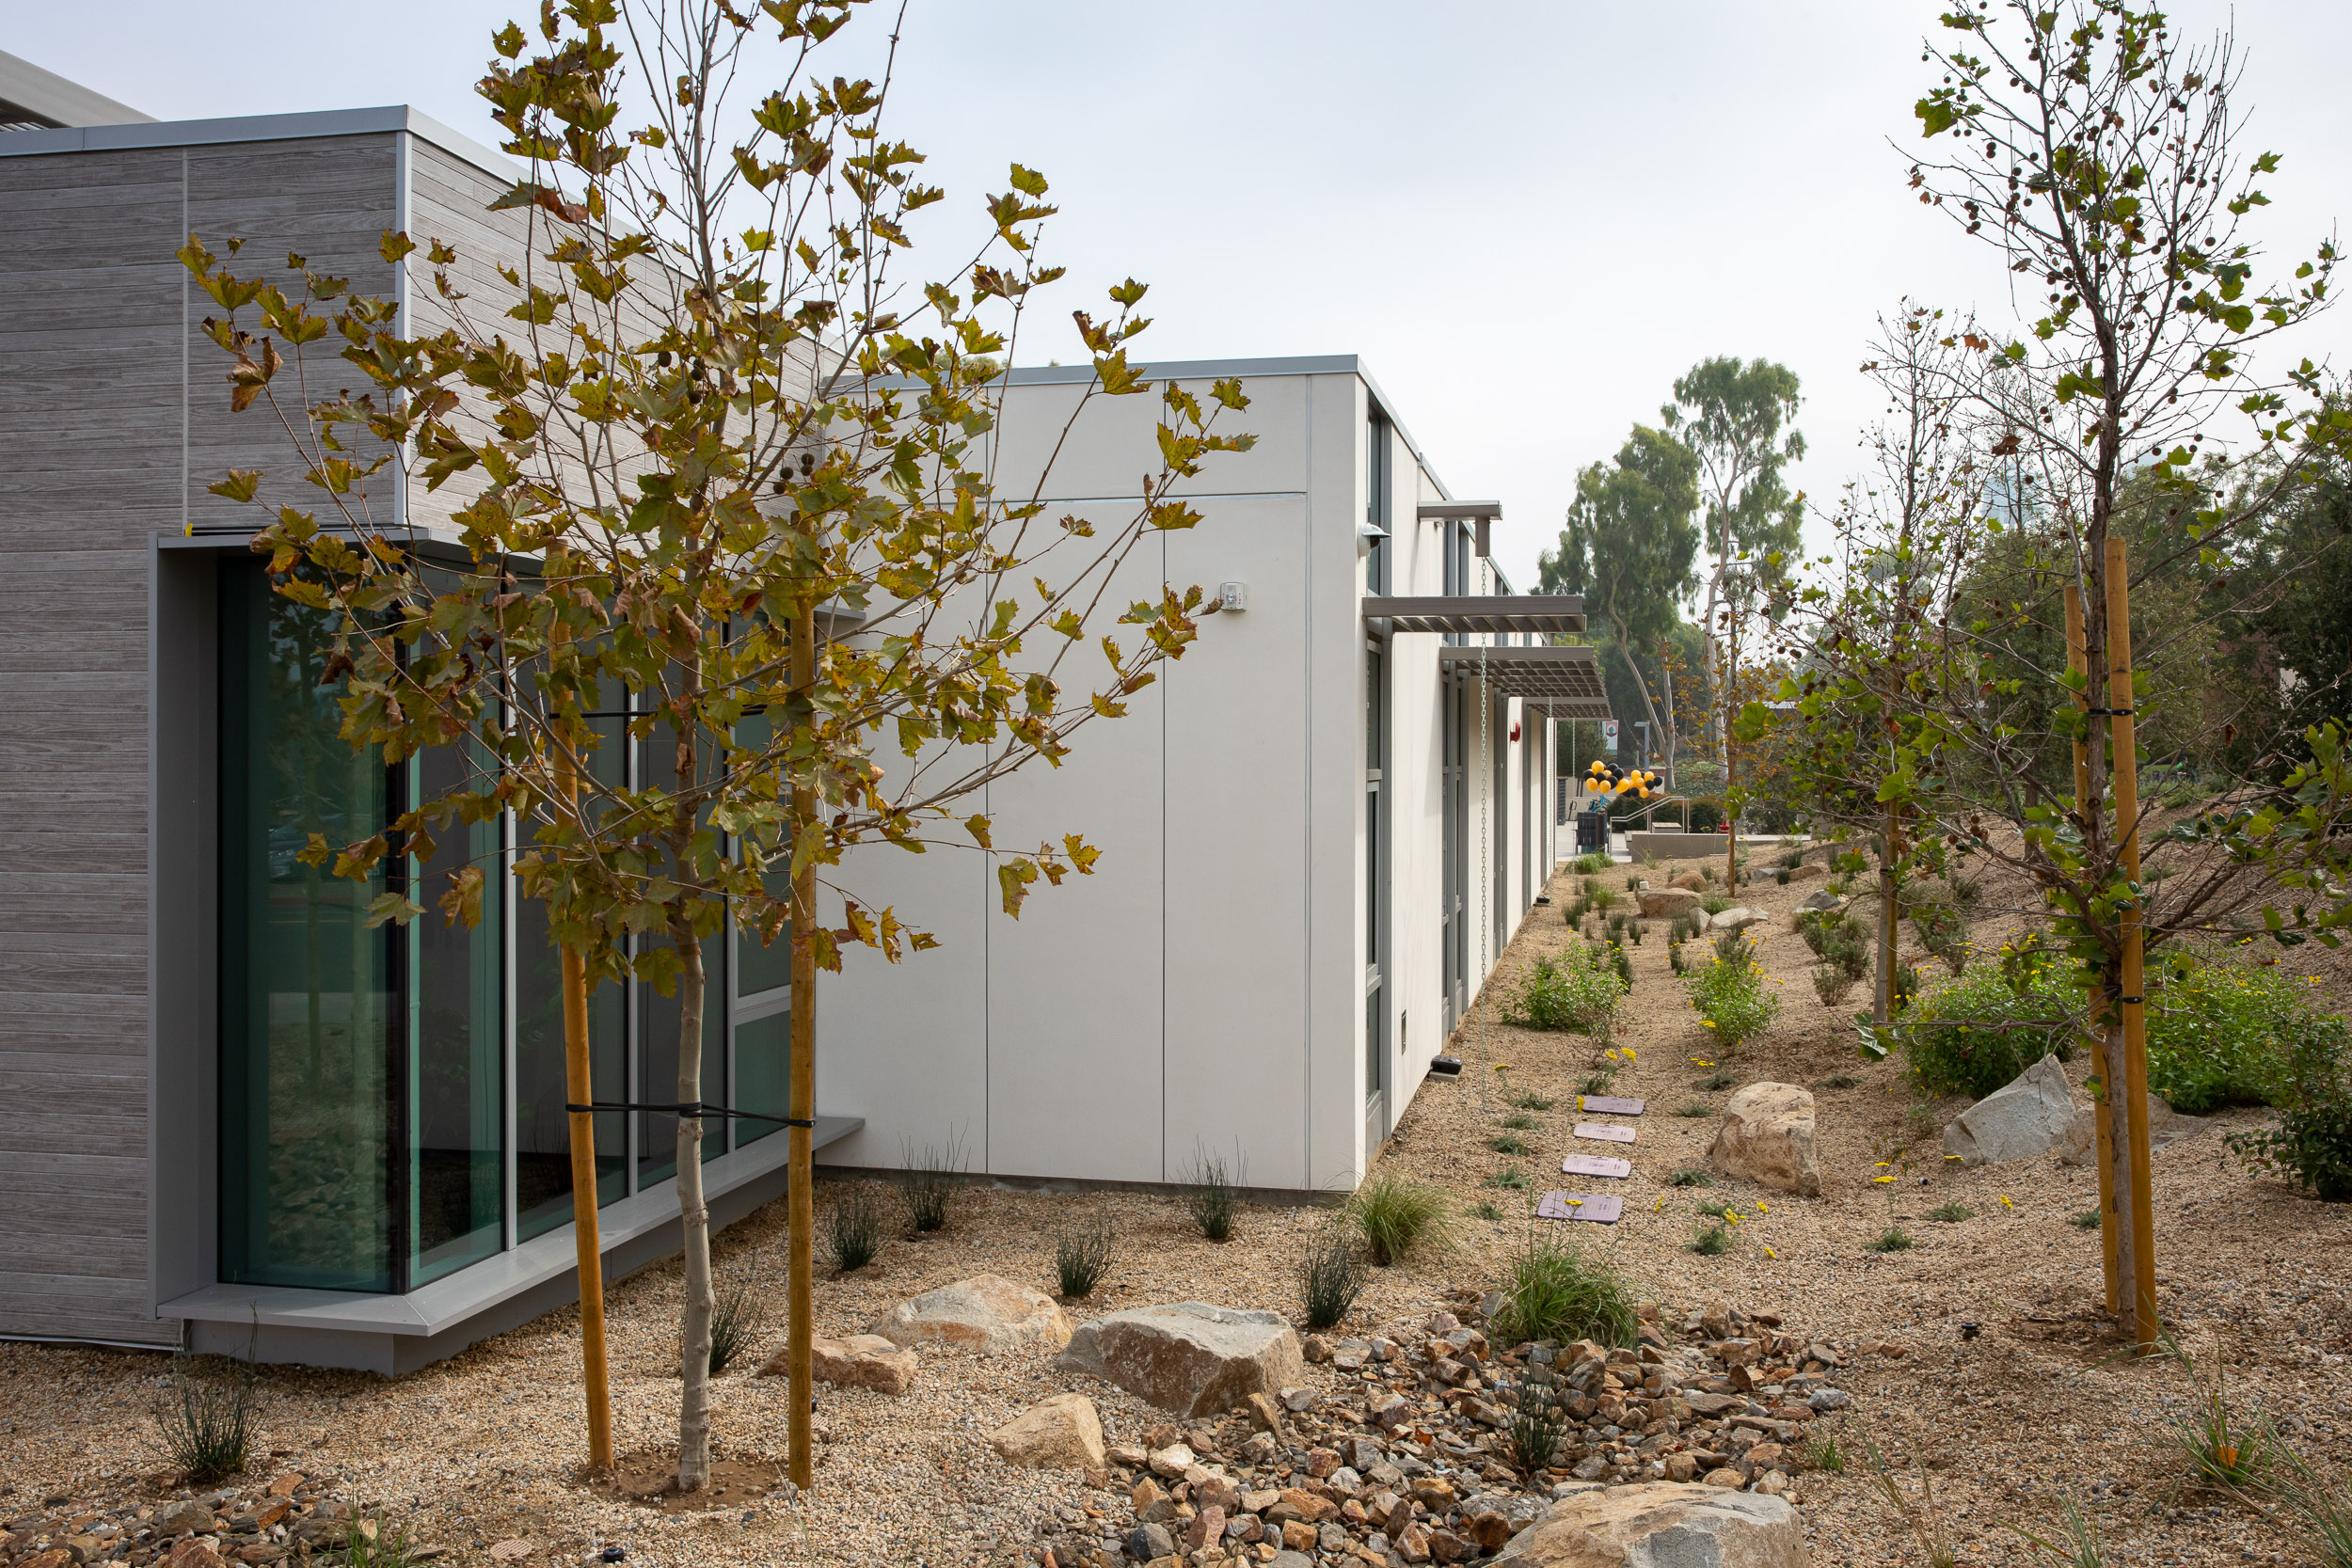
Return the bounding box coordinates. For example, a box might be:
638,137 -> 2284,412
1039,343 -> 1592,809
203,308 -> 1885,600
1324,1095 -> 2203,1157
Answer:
1711,907 -> 1765,934
1788,863 -> 1829,883
871,1275 -> 1072,1355
1708,1084 -> 1820,1196
1796,889 -> 1845,914
1057,1302 -> 1303,1417
1941,1053 -> 2078,1166
1491,1482 -> 1804,1566
1638,886 -> 1704,920
987,1392 -> 1104,1469
2058,1090 -> 2204,1166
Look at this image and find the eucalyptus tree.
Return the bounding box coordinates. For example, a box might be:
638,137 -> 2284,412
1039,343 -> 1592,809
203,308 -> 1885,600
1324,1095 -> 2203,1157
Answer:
180,0 -> 1250,1490
1539,425 -> 1700,787
1663,357 -> 1805,766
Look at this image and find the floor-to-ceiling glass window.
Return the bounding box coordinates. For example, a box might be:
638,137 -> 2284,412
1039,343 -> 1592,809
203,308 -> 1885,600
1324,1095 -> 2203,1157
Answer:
218,563 -> 396,1291
409,738 -> 505,1283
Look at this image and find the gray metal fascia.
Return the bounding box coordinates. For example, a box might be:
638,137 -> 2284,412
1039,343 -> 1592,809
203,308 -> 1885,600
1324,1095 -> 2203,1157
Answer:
0,49 -> 154,128
0,103 -> 522,183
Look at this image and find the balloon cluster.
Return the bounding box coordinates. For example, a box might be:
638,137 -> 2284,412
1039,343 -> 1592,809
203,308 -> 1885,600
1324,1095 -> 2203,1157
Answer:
1582,758 -> 1661,799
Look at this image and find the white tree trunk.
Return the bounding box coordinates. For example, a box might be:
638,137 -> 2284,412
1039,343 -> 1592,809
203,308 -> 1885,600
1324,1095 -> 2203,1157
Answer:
675,929 -> 714,1491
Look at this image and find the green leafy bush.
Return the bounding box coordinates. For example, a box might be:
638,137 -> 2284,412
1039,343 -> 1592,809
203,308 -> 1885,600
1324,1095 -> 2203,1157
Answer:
2231,1015 -> 2352,1201
1505,946 -> 1629,1040
1688,799 -> 1724,832
1683,946 -> 1780,1053
1899,955 -> 2076,1100
2146,951 -> 2323,1115
1906,942 -> 2332,1111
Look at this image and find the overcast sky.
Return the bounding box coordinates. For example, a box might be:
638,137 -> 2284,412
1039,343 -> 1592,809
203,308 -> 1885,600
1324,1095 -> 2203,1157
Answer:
25,1 -> 2350,589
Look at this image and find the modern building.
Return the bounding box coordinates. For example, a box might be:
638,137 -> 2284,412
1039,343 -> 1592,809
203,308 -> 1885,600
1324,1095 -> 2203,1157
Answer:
0,84 -> 1609,1370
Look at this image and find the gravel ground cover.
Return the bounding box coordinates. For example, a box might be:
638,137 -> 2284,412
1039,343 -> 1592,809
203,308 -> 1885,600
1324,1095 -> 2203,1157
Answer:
5,845 -> 2350,1567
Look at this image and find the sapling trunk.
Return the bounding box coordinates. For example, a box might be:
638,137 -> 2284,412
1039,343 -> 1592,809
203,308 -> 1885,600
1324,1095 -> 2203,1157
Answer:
675,927 -> 713,1491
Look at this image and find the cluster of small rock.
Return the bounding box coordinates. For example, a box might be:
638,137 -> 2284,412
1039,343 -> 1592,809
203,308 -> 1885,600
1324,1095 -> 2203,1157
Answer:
1032,1294 -> 1856,1567
2,1474 -> 361,1568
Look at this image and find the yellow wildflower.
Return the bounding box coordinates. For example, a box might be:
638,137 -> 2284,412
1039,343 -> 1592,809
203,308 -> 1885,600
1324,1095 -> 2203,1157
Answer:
1756,1201 -> 1771,1214
1763,1244 -> 1777,1259
1873,1175 -> 1896,1185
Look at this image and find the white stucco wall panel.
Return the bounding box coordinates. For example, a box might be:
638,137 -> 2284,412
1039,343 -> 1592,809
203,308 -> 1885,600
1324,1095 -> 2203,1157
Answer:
1161,495 -> 1312,1189
988,373 -> 1311,505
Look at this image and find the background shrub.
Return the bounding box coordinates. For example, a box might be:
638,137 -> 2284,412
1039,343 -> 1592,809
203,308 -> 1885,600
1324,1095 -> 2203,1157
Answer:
1684,947 -> 1779,1052
1687,799 -> 1724,832
1505,946 -> 1629,1039
1900,958 -> 2075,1100
2230,1015 -> 2352,1200
2147,951 -> 2321,1114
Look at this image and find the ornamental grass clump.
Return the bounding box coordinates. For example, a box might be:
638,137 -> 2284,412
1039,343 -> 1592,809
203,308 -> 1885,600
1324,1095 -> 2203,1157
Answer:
1351,1172 -> 1452,1266
900,1132 -> 965,1233
1503,1368 -> 1572,1474
705,1250 -> 766,1375
2163,1332 -> 2280,1493
1488,1231 -> 1637,1349
152,1332 -> 259,1484
1298,1224 -> 1368,1330
1504,945 -> 1629,1043
1180,1145 -> 1245,1241
1055,1212 -> 1117,1298
826,1182 -> 883,1271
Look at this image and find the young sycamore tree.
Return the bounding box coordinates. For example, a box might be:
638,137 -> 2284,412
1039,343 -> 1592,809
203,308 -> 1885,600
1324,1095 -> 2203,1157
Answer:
178,0 -> 1251,1489
1895,0 -> 2348,1342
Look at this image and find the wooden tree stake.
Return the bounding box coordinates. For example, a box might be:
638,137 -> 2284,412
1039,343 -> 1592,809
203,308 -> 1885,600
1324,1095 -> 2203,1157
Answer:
2105,538 -> 2159,1350
2063,585 -> 2121,1315
553,618 -> 613,1472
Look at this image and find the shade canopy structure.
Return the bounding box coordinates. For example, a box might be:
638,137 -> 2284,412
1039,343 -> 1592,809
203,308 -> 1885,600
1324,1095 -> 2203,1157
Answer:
1437,644 -> 1614,721
1363,595 -> 1587,637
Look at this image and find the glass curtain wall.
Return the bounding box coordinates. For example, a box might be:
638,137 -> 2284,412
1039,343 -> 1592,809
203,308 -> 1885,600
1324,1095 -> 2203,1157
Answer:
219,562 -> 792,1293
218,563 -> 397,1291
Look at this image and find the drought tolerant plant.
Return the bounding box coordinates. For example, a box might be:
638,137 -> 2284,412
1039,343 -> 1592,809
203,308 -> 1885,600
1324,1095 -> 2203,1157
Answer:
1180,1145 -> 1244,1242
1503,1369 -> 1572,1475
1351,1173 -> 1452,1266
2009,1492 -> 2107,1568
706,1251 -> 766,1376
2230,1015 -> 2352,1201
1701,894 -> 1731,915
1473,1200 -> 1503,1221
2271,1444 -> 2352,1568
338,1509 -> 426,1568
1926,1201 -> 1972,1224
1667,1166 -> 1714,1187
1605,941 -> 1634,987
1688,1220 -> 1732,1256
1867,1225 -> 1915,1253
1813,967 -> 1858,1008
1912,900 -> 1971,974
1899,956 -> 2078,1100
826,1183 -> 883,1272
1510,1088 -> 1558,1113
1488,1231 -> 1638,1349
1485,1168 -> 1534,1192
2149,951 -> 2333,1116
2164,1332 -> 2279,1493
152,1330 -> 259,1484
1488,1133 -> 1532,1157
1675,1100 -> 1713,1117
1684,945 -> 1780,1053
1572,852 -> 1612,875
900,1132 -> 966,1234
1817,1072 -> 1859,1089
1504,946 -> 1629,1043
2070,1209 -> 2103,1230
1055,1213 -> 1117,1299
1501,1112 -> 1541,1131
1697,1069 -> 1739,1091
1858,1425 -> 1957,1568
1298,1224 -> 1368,1331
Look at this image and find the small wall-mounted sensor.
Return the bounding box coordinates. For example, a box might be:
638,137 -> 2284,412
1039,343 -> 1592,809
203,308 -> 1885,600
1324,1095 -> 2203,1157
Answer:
1218,581 -> 1248,612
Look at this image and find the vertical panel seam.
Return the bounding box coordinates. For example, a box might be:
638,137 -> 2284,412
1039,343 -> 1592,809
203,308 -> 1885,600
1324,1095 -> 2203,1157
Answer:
1302,377 -> 1312,1190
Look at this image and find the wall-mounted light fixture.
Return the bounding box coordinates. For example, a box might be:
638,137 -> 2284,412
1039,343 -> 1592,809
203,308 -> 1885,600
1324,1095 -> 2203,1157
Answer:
1218,581 -> 1248,612
1356,517 -> 1390,556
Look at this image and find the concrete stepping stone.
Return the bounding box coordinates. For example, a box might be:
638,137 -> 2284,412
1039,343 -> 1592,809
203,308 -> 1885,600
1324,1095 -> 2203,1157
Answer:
1561,1152 -> 1632,1180
1536,1191 -> 1623,1224
1581,1096 -> 1646,1117
1574,1122 -> 1636,1144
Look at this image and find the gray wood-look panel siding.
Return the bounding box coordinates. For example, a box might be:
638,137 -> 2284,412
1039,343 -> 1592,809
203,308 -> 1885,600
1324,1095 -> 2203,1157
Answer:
0,133 -> 401,1347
